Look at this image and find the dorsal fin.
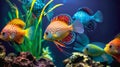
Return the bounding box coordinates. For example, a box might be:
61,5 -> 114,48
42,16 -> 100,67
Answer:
51,14 -> 72,25
8,18 -> 26,29
78,7 -> 93,15
115,33 -> 120,39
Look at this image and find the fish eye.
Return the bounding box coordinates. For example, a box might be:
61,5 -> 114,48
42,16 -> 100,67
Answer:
86,48 -> 88,51
1,32 -> 5,36
45,32 -> 48,35
109,45 -> 112,48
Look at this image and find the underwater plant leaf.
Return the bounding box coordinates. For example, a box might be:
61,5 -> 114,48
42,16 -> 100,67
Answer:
14,5 -> 19,18
30,0 -> 36,13
38,28 -> 43,57
6,0 -> 19,18
25,0 -> 36,28
35,0 -> 53,32
11,11 -> 16,19
44,4 -> 63,16
22,5 -> 27,12
12,42 -> 22,52
19,10 -> 24,20
4,18 -> 8,24
8,12 -> 13,20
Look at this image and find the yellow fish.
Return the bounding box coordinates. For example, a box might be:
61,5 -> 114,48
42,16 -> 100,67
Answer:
0,18 -> 30,44
44,14 -> 84,47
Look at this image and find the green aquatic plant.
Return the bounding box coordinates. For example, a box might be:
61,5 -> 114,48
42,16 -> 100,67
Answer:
5,0 -> 63,59
41,47 -> 53,60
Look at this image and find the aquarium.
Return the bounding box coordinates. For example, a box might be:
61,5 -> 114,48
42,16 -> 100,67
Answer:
0,0 -> 120,67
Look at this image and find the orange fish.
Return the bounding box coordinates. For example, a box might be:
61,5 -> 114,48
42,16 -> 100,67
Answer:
0,18 -> 30,44
44,14 -> 84,48
104,34 -> 120,63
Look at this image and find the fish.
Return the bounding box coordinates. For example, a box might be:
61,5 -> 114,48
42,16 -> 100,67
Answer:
72,7 -> 103,31
19,0 -> 54,21
83,42 -> 113,64
104,34 -> 120,63
0,18 -> 31,44
73,33 -> 90,52
44,14 -> 84,51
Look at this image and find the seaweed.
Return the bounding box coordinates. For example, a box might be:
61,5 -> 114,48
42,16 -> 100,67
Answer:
5,0 -> 63,60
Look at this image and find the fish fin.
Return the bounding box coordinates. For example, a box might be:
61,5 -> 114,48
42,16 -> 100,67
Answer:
114,55 -> 120,63
92,42 -> 105,48
92,54 -> 113,64
73,42 -> 85,52
115,33 -> 120,38
46,11 -> 54,21
92,56 -> 105,62
15,36 -> 24,44
54,41 -> 66,47
54,42 -> 71,56
71,20 -> 84,34
55,43 -> 64,52
101,54 -> 113,64
92,11 -> 103,23
78,7 -> 93,15
8,19 -> 26,29
51,14 -> 72,24
25,26 -> 34,39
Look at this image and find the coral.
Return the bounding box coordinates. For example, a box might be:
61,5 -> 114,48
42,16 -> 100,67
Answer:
2,52 -> 55,67
12,52 -> 35,67
0,45 -> 6,59
63,52 -> 109,67
13,56 -> 33,67
0,45 -> 6,67
34,57 -> 55,67
4,53 -> 17,67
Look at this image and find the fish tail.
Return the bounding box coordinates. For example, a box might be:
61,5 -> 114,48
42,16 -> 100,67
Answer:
71,20 -> 84,34
102,54 -> 113,64
25,26 -> 34,39
92,11 -> 103,23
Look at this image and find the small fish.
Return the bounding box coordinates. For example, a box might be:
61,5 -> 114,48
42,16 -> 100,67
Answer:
44,14 -> 84,50
104,34 -> 120,63
73,7 -> 103,31
0,19 -> 31,44
83,42 -> 113,64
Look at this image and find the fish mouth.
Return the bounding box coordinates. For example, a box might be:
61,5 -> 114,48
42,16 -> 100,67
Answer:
43,35 -> 55,41
104,47 -> 109,54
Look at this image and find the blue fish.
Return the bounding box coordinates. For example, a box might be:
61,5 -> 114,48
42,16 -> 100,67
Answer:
19,0 -> 53,21
73,7 -> 103,31
73,33 -> 89,52
82,42 -> 113,64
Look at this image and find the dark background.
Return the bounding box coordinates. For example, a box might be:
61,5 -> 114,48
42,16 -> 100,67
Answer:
0,0 -> 120,67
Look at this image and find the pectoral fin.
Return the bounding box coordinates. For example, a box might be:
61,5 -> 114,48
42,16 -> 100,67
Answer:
54,41 -> 65,47
15,36 -> 24,44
